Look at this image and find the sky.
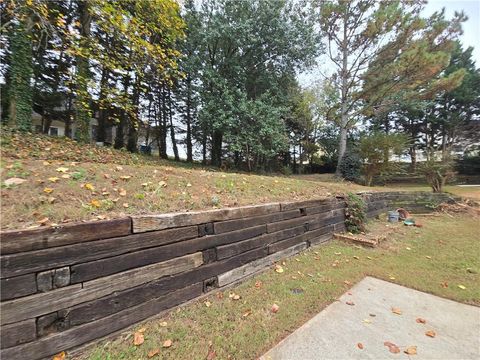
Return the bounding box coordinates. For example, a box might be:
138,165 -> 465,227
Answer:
298,0 -> 480,87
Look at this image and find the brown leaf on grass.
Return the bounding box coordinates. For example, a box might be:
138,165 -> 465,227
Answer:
357,343 -> 364,349
274,264 -> 284,273
90,199 -> 101,208
425,330 -> 436,338
404,346 -> 417,355
391,307 -> 402,315
133,331 -> 144,346
242,310 -> 252,318
52,351 -> 66,360
48,177 -> 59,183
384,341 -> 400,353
346,301 -> 355,306
120,175 -> 131,181
4,177 -> 27,185
255,281 -> 263,289
162,339 -> 173,348
441,282 -> 448,288
232,294 -> 241,300
206,342 -> 216,360
123,203 -> 129,208
43,187 -> 54,194
103,173 -> 111,179
84,183 -> 94,191
56,167 -> 69,173
416,318 -> 426,324
119,188 -> 127,196
204,301 -> 212,307
37,217 -> 50,225
159,321 -> 168,327
147,348 -> 159,358
271,303 -> 280,313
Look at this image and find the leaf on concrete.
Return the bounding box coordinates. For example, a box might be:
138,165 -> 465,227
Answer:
357,343 -> 364,349
133,331 -> 144,346
425,330 -> 436,338
416,318 -> 426,324
404,346 -> 417,355
384,341 -> 400,353
346,301 -> 355,306
391,307 -> 402,315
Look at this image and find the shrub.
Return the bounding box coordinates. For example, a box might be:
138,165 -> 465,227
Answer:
420,157 -> 456,193
339,151 -> 362,182
344,192 -> 367,233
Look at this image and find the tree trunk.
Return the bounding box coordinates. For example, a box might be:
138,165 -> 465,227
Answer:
211,130 -> 223,167
168,90 -> 180,161
185,78 -> 193,162
96,66 -> 109,143
115,74 -> 130,149
8,15 -> 33,131
335,10 -> 349,176
75,0 -> 92,143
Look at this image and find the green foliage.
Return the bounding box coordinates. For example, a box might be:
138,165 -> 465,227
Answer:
358,132 -> 409,186
420,156 -> 456,193
8,18 -> 33,131
339,151 -> 362,183
344,193 -> 367,234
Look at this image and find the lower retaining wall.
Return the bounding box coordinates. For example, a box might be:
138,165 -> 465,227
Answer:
0,191 -> 456,359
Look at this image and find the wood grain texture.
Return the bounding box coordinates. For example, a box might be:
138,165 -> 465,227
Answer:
70,225 -> 266,283
1,226 -> 198,279
217,242 -> 308,287
1,252 -> 203,325
0,319 -> 36,349
216,226 -> 305,260
280,198 -> 329,211
132,203 -> 281,233
0,284 -> 203,360
213,209 -> 301,234
0,218 -> 131,255
0,274 -> 37,301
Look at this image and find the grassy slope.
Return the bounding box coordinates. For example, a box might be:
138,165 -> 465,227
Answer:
0,133 -> 372,230
81,214 -> 479,360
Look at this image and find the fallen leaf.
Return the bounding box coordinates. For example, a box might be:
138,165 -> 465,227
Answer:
48,177 -> 59,183
204,301 -> 212,307
115,166 -> 123,171
48,196 -> 56,204
206,344 -> 216,360
406,247 -> 411,250
389,276 -> 396,280
162,339 -> 173,348
457,284 -> 466,290
416,318 -> 426,324
119,188 -> 127,196
334,252 -> 341,255
232,294 -> 241,300
103,173 -> 111,179
4,177 -> 27,186
425,330 -> 436,338
271,303 -> 280,313
425,256 -> 432,259
255,281 -> 262,289
90,199 -> 101,208
56,167 -> 69,173
391,307 -> 402,315
159,321 -> 168,327
357,343 -> 364,350
384,341 -> 400,354
346,301 -> 355,306
137,327 -> 147,333
61,174 -> 70,179
43,187 -> 54,194
186,183 -> 192,187
363,319 -> 372,324
158,181 -> 167,187
133,331 -> 144,346
344,280 -> 352,286
147,348 -> 159,358
120,175 -> 131,181
353,256 -> 359,260
52,351 -> 66,360
274,265 -> 284,273
404,346 -> 417,355
123,203 -> 129,208
84,183 -> 95,191
242,310 -> 252,318
441,281 -> 448,288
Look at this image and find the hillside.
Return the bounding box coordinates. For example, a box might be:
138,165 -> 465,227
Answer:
0,132 -> 371,230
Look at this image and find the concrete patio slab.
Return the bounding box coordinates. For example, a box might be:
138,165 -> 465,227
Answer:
261,276 -> 480,360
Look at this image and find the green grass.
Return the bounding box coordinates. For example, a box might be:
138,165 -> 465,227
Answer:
79,214 -> 479,360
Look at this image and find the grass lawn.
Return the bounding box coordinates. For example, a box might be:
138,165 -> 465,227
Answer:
79,214 -> 479,360
0,133 -> 373,230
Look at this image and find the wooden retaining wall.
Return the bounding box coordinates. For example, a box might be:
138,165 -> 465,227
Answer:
0,191 -> 455,359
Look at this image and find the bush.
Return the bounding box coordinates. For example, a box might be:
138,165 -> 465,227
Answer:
419,157 -> 456,193
455,155 -> 480,175
339,151 -> 362,182
344,192 -> 367,234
